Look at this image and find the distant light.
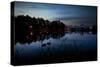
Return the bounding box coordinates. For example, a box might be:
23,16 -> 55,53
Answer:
29,25 -> 32,28
30,32 -> 33,35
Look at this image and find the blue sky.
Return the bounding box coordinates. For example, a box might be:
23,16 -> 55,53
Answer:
14,1 -> 97,26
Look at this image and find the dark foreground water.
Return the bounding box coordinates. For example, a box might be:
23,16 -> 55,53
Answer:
15,32 -> 97,65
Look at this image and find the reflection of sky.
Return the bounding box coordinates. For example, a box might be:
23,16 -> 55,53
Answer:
14,1 -> 97,26
15,33 -> 97,58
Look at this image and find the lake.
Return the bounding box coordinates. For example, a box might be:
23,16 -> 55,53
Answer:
15,32 -> 97,65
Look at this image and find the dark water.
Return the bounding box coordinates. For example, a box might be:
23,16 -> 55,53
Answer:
15,32 -> 97,65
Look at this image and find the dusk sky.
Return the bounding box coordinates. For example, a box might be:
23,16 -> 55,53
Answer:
14,1 -> 97,26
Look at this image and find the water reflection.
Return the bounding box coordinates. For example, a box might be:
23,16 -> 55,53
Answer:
15,31 -> 97,65
15,31 -> 96,44
15,31 -> 65,44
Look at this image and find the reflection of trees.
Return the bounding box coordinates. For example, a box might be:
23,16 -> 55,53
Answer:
15,30 -> 65,44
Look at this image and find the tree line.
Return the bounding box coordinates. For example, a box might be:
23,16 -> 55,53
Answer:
12,15 -> 97,43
